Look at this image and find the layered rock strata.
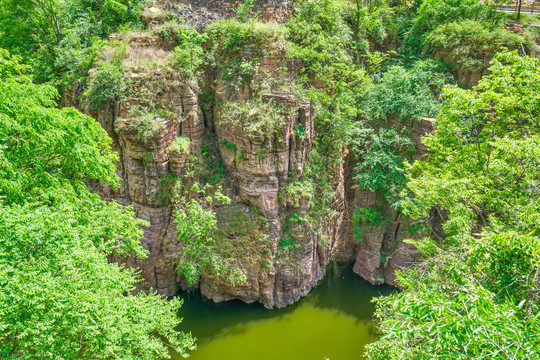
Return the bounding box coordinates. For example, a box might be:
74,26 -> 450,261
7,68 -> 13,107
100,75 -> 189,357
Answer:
82,8 -> 426,308
87,32 -> 204,296
195,29 -> 343,308
81,20 -> 346,308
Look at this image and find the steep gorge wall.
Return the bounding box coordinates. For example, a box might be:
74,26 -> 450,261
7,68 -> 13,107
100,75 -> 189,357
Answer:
336,118 -> 434,286
78,6 -> 427,308
79,21 -> 347,308
86,35 -> 203,295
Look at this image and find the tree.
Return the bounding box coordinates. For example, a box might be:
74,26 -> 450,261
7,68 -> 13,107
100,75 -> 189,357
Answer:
401,0 -> 502,57
0,50 -> 195,359
366,52 -> 540,359
0,0 -> 145,84
349,60 -> 449,207
0,0 -> 63,52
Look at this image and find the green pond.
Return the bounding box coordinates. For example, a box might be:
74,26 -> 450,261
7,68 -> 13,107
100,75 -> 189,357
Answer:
172,262 -> 393,360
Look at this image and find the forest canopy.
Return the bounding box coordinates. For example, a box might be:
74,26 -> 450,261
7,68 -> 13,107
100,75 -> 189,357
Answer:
366,51 -> 540,360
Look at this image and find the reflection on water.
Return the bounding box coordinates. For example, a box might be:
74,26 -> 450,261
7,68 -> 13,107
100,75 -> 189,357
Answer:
172,262 -> 393,360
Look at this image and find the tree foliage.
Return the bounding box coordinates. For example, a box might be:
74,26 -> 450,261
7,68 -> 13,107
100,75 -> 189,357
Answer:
287,0 -> 370,154
366,52 -> 540,359
169,165 -> 247,288
349,60 -> 449,207
425,20 -> 528,75
0,0 -> 144,84
402,0 -> 501,56
0,50 -> 195,359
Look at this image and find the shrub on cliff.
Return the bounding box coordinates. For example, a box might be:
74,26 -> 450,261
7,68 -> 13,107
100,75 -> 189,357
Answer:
220,97 -> 290,140
362,60 -> 448,124
425,20 -> 530,76
401,0 -> 502,57
206,19 -> 287,91
174,26 -> 207,83
286,0 -> 369,160
171,173 -> 247,288
85,58 -> 126,110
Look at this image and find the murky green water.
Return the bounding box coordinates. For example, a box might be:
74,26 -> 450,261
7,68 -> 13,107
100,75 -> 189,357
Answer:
172,262 -> 393,360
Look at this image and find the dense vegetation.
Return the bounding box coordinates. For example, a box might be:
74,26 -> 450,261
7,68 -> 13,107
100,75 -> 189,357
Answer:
0,51 -> 194,358
367,51 -> 540,360
1,0 -> 539,357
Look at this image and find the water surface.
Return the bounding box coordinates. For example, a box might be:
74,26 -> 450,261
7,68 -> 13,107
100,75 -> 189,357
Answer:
173,262 -> 393,360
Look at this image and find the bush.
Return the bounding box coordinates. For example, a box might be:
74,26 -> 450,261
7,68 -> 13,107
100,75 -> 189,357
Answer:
123,109 -> 164,144
53,23 -> 106,90
350,60 -> 449,207
85,60 -> 126,110
361,60 -> 449,124
285,179 -> 314,208
220,97 -> 289,139
0,0 -> 145,86
169,135 -> 191,154
352,206 -> 389,242
173,181 -> 246,288
174,26 -> 207,82
402,0 -> 502,56
152,20 -> 182,42
425,20 -> 528,74
286,0 -> 370,163
279,237 -> 300,251
349,127 -> 415,207
207,19 -> 286,54
220,139 -> 238,152
235,0 -> 259,22
287,0 -> 353,75
65,0 -> 146,37
207,19 -> 287,91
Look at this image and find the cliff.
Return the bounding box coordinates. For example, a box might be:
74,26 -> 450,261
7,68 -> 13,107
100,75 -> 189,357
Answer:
78,5 -> 423,308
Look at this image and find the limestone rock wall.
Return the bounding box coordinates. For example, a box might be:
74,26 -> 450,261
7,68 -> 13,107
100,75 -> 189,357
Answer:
80,10 -> 423,308
192,33 -> 343,308
203,90 -> 335,308
348,188 -> 419,286
80,23 -> 346,308
85,32 -> 205,296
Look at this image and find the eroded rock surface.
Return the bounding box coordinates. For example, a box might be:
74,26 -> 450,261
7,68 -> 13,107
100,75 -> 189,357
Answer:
80,10 -> 423,308
194,28 -> 344,308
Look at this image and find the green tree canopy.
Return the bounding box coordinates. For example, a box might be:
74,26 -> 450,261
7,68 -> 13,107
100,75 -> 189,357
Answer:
349,60 -> 449,207
366,51 -> 540,359
0,50 -> 195,359
0,0 -> 145,84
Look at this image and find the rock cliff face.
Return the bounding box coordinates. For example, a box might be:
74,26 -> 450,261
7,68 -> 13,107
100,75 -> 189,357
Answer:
81,6 -> 422,308
191,22 -> 344,308
80,20 -> 345,308
86,32 -> 203,296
